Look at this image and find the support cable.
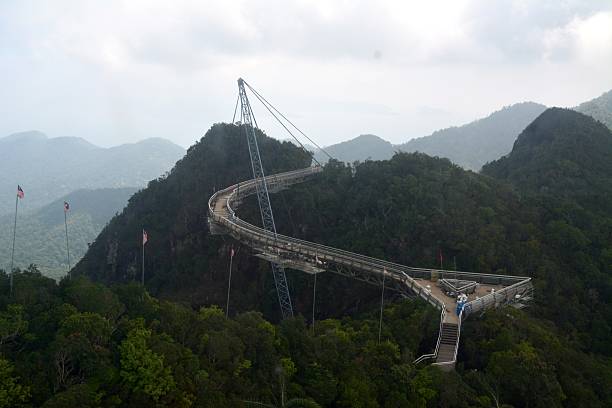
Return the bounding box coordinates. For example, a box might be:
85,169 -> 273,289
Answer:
232,94 -> 239,123
378,268 -> 386,344
312,272 -> 317,334
245,86 -> 322,167
244,81 -> 334,162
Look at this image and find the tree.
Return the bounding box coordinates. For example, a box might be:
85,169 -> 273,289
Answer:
63,277 -> 124,321
41,384 -> 102,408
486,342 -> 565,408
0,304 -> 28,350
0,358 -> 30,407
51,311 -> 114,390
119,326 -> 175,402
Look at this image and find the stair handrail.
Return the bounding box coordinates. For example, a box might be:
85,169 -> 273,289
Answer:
414,303 -> 446,364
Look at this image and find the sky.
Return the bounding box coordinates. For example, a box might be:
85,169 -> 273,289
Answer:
1,0 -> 612,148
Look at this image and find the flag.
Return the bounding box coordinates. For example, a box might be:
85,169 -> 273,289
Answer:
64,201 -> 70,212
230,247 -> 235,258
17,185 -> 24,199
142,230 -> 148,246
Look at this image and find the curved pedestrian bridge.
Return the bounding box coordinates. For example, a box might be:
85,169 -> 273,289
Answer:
208,166 -> 533,369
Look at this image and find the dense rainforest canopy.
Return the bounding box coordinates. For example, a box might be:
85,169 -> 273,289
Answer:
1,109 -> 611,407
0,269 -> 609,407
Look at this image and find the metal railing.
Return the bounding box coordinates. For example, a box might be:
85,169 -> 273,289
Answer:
209,166 -> 532,368
463,278 -> 533,317
414,306 -> 446,365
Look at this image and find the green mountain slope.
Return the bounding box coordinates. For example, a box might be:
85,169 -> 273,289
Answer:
397,102 -> 547,170
0,188 -> 136,279
73,124 -> 361,318
575,89 -> 612,131
482,108 -> 612,207
75,121 -> 612,348
0,131 -> 185,216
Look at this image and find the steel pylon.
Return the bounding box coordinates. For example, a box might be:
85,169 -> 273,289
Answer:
237,78 -> 294,319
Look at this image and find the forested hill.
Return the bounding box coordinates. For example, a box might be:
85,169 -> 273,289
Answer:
482,108 -> 612,206
0,131 -> 185,216
575,89 -> 612,131
73,124 -> 333,316
397,101 -> 547,170
0,188 -> 136,279
47,121 -> 612,406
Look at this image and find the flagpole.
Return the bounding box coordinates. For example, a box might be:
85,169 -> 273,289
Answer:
378,268 -> 386,344
141,231 -> 145,286
226,248 -> 234,318
64,209 -> 71,276
9,194 -> 19,295
312,272 -> 317,334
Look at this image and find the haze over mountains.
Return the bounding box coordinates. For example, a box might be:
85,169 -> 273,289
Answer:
0,187 -> 136,279
312,102 -> 546,170
311,90 -> 612,171
311,134 -> 393,163
0,131 -> 185,216
397,102 -> 547,170
6,89 -> 612,281
575,89 -> 612,131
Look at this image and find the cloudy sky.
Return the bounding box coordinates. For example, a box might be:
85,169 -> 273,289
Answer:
1,0 -> 611,148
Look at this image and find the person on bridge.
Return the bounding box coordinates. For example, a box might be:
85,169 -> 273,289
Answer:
456,293 -> 468,316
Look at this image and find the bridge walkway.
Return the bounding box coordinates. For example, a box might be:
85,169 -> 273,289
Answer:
208,167 -> 533,369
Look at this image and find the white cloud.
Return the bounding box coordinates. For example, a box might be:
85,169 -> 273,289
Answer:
0,0 -> 611,147
543,11 -> 612,64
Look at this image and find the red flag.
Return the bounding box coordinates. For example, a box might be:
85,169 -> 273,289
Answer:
17,185 -> 24,199
142,230 -> 148,246
64,201 -> 70,212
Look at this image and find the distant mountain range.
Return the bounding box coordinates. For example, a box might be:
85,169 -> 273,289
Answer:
310,90 -> 612,171
0,131 -> 185,216
313,134 -> 395,164
575,89 -> 612,131
313,102 -> 547,170
0,187 -> 137,279
397,102 -> 547,170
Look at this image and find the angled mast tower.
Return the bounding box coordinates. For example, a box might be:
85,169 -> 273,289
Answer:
237,78 -> 294,319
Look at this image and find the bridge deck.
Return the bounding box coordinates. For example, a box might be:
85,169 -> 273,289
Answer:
414,278 -> 503,324
208,167 -> 533,368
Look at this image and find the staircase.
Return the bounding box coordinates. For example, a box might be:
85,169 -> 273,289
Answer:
435,323 -> 459,365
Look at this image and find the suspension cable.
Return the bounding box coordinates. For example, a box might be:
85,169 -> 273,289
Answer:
245,85 -> 322,166
232,94 -> 239,123
244,81 -> 335,161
